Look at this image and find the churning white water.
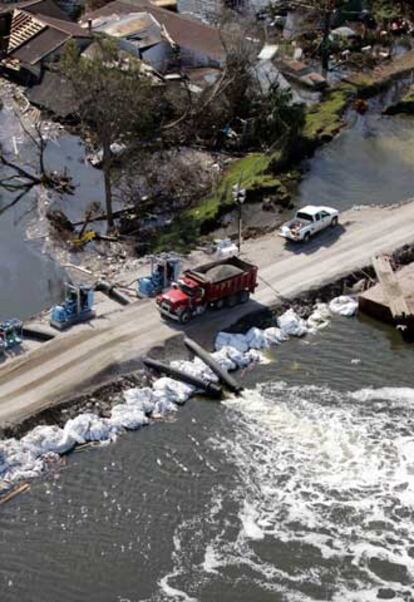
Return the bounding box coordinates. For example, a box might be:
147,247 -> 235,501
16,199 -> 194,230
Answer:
158,382 -> 414,600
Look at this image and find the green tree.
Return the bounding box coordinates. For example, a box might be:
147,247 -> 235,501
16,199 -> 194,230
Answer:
59,38 -> 159,231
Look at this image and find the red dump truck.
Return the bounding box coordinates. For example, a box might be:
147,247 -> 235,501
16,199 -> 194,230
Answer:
156,256 -> 258,323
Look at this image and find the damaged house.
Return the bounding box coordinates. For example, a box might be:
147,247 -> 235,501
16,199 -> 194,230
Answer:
80,0 -> 226,84
0,0 -> 91,83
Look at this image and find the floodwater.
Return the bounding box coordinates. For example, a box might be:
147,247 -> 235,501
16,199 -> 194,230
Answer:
1,317 -> 414,601
0,98 -> 64,319
0,96 -> 105,319
298,111 -> 414,210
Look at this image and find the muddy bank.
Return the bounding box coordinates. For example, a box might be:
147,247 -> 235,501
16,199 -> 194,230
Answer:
384,83 -> 414,114
0,334 -> 190,441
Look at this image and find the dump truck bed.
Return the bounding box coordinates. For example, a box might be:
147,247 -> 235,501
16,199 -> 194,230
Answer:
184,256 -> 258,303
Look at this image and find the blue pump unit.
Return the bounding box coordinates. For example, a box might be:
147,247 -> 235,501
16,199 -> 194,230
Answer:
50,284 -> 95,330
0,318 -> 23,352
137,255 -> 182,298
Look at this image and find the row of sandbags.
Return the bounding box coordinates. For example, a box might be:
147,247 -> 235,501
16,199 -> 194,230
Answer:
0,296 -> 357,488
215,296 -> 358,352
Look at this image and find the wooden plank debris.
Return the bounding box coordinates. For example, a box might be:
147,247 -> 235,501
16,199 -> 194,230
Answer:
0,483 -> 30,505
372,255 -> 410,319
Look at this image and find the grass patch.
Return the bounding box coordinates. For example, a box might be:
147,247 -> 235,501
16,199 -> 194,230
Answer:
152,150 -> 283,253
188,150 -> 282,222
303,85 -> 354,142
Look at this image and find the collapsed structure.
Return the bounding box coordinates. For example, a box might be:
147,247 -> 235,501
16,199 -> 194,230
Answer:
0,0 -> 91,82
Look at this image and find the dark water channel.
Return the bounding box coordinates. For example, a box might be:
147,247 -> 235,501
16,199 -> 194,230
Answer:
298,111 -> 414,210
0,101 -> 105,319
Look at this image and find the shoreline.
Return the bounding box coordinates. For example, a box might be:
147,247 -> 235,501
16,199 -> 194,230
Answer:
4,239 -> 414,442
2,201 -> 414,430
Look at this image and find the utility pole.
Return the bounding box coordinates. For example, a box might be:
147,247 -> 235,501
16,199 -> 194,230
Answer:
321,0 -> 334,76
232,181 -> 246,253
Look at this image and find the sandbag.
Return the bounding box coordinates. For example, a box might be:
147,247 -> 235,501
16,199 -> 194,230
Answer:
21,425 -> 76,456
264,327 -> 288,345
123,387 -> 155,414
211,347 -> 238,372
63,413 -> 113,444
215,332 -> 249,353
110,404 -> 149,430
152,377 -> 194,405
329,296 -> 358,317
307,303 -> 331,330
245,327 -> 268,349
170,359 -> 218,384
277,309 -> 308,337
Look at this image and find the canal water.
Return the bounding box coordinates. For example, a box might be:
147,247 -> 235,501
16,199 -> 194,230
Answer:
0,97 -> 104,320
1,315 -> 414,601
298,111 -> 414,210
0,98 -> 65,319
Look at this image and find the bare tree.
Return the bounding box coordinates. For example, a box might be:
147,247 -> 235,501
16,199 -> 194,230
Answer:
0,121 -> 73,218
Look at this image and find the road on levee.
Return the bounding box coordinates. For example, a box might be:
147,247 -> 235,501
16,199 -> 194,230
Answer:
0,201 -> 413,426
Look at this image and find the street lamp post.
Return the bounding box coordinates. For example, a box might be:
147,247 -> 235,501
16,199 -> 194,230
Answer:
232,183 -> 246,254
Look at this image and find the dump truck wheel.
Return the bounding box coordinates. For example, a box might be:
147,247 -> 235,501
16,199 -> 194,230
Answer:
239,290 -> 250,304
214,299 -> 225,310
180,310 -> 191,324
226,294 -> 238,308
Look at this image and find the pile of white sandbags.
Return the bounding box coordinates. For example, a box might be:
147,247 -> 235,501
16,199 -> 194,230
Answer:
0,296 -> 358,491
214,296 -> 357,357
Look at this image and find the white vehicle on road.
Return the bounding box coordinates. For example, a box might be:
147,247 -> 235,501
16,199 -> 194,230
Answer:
279,205 -> 339,242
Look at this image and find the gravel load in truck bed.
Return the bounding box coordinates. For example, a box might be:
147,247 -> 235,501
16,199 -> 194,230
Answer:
204,265 -> 244,282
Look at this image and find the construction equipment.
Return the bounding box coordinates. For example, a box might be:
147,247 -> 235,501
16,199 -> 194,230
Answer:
137,254 -> 182,298
72,230 -> 97,248
0,319 -> 23,352
156,256 -> 257,324
50,284 -> 95,330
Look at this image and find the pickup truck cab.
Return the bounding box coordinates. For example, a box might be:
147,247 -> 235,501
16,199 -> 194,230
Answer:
279,205 -> 339,242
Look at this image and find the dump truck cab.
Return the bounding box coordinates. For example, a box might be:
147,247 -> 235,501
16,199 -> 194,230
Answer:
156,256 -> 257,324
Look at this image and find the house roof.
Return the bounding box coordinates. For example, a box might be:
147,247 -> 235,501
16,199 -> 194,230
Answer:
5,9 -> 91,66
92,11 -> 163,49
33,13 -> 91,37
82,0 -> 225,61
0,0 -> 71,21
27,69 -> 79,115
9,26 -> 68,64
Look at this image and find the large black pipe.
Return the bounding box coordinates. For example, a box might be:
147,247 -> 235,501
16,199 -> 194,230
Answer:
95,280 -> 130,306
184,336 -> 242,394
143,357 -> 222,399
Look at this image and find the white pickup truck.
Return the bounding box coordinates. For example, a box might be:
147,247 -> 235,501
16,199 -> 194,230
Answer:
279,205 -> 339,242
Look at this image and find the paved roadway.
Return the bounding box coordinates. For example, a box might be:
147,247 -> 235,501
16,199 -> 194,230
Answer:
1,201 -> 413,426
